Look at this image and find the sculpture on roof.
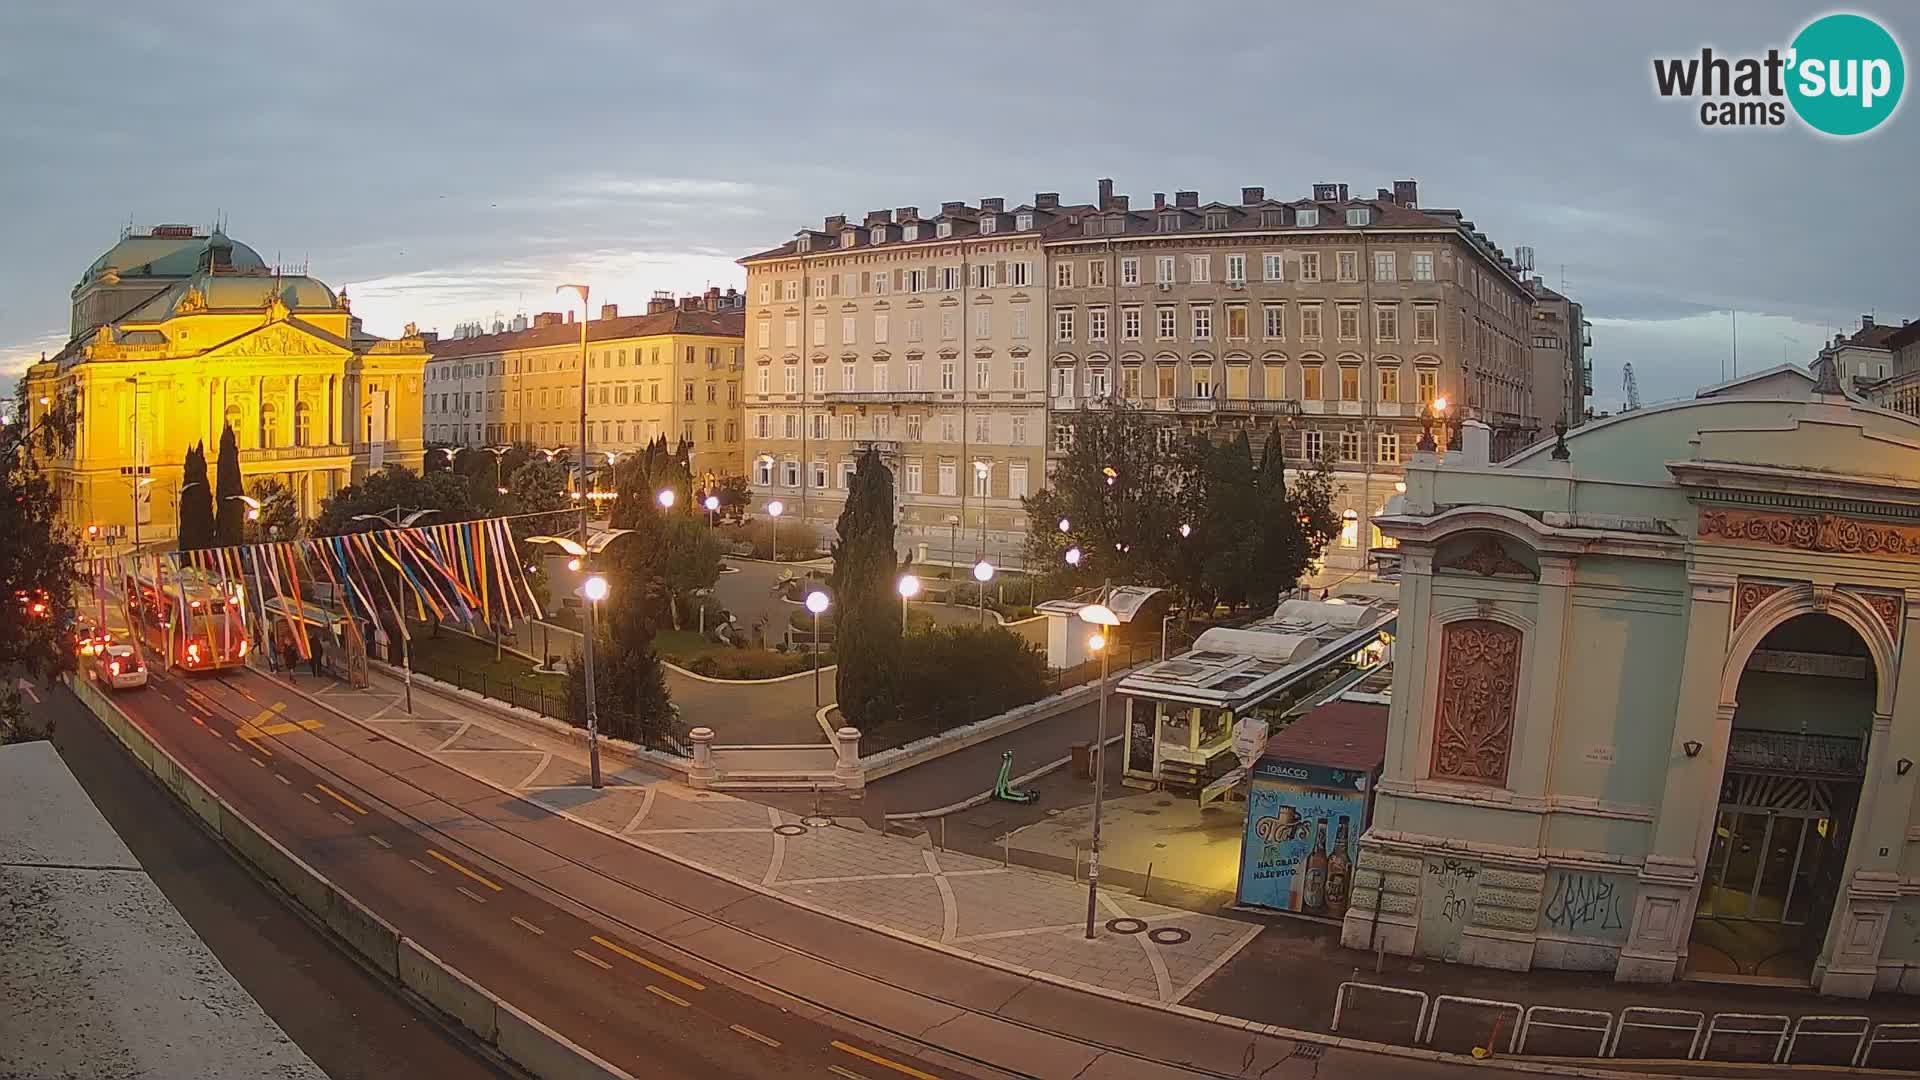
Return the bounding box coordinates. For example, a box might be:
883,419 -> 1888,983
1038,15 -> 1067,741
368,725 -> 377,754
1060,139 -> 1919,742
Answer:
176,284 -> 207,314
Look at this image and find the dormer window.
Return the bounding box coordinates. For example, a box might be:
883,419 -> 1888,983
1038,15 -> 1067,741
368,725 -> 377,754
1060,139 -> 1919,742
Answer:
902,223 -> 919,241
840,231 -> 857,248
1205,211 -> 1229,230
1261,209 -> 1287,228
979,216 -> 997,235
796,235 -> 812,253
1297,207 -> 1321,228
1105,216 -> 1125,235
1159,213 -> 1180,232
1346,207 -> 1372,227
1016,212 -> 1034,230
872,227 -> 887,245
936,221 -> 953,238
1084,218 -> 1102,237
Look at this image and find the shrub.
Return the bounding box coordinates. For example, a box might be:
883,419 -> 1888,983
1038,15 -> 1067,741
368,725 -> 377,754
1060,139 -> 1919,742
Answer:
893,625 -> 1047,732
716,519 -> 824,561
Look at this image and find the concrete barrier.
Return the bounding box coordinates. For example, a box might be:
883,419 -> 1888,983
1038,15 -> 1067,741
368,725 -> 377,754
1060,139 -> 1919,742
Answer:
400,939 -> 499,1043
218,809 -> 334,918
324,888 -> 401,979
163,755 -> 224,831
497,1001 -> 637,1080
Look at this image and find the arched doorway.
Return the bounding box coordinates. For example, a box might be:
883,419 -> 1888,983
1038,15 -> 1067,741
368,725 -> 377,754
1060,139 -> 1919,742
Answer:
1689,613 -> 1875,983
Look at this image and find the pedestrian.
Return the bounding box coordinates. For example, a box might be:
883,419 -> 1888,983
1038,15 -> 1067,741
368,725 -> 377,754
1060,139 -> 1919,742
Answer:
309,632 -> 325,678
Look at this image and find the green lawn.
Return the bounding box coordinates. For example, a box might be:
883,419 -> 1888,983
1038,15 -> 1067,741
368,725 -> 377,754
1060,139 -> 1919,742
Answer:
655,629 -> 832,680
405,623 -> 566,693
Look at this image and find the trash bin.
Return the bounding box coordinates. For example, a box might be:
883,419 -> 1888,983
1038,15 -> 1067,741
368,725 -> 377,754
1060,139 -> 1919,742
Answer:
1070,741 -> 1092,781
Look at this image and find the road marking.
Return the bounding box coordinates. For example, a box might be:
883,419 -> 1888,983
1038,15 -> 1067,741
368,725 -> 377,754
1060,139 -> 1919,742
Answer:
275,773 -> 292,786
644,985 -> 689,1007
301,792 -> 322,805
455,886 -> 488,905
589,935 -> 704,991
225,740 -> 244,752
827,1067 -> 872,1080
191,715 -> 205,727
572,949 -> 611,970
427,849 -> 502,891
331,811 -> 354,826
729,1024 -> 781,1048
250,757 -> 267,768
368,835 -> 392,849
314,783 -> 368,816
831,1042 -> 941,1080
510,916 -> 545,936
409,858 -> 436,875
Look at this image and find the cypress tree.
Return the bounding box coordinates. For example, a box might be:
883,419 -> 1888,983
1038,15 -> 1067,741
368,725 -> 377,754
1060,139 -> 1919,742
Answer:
214,424 -> 245,546
177,442 -> 216,551
829,447 -> 901,727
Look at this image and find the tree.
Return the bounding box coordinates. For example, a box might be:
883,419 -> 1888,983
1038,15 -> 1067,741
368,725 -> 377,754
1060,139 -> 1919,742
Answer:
243,477 -> 303,544
829,448 -> 901,727
1252,432 -> 1340,607
1022,400 -> 1181,587
312,464 -> 476,536
709,474 -> 752,524
894,625 -> 1047,732
2,387 -> 80,740
214,424 -> 245,546
176,442 -> 216,550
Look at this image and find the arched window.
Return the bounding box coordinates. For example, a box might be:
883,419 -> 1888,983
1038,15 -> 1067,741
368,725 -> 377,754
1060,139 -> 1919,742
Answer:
1340,509 -> 1359,548
224,404 -> 243,447
259,401 -> 277,449
293,401 -> 312,447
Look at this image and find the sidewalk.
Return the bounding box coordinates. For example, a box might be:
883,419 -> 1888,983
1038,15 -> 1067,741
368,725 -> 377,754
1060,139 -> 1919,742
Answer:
867,694 -> 1123,816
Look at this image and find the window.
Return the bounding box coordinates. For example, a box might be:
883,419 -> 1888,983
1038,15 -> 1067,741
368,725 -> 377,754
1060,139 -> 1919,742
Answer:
1339,366 -> 1360,401
1378,432 -> 1401,464
756,456 -> 773,485
1156,365 -> 1176,398
973,462 -> 991,497
979,216 -> 997,235
1191,306 -> 1212,340
972,263 -> 995,289
974,308 -> 991,338
758,283 -> 772,305
1414,306 -> 1438,343
1055,261 -> 1074,288
1299,252 -> 1321,282
905,413 -> 923,440
936,221 -> 953,238
873,272 -> 889,295
1346,207 -> 1371,227
1302,364 -> 1323,400
783,319 -> 799,347
1375,305 -> 1399,343
907,360 -> 922,389
843,272 -> 859,295
874,364 -> 889,392
1226,254 -> 1246,284
1016,212 -> 1034,230
1121,307 -> 1142,341
1263,304 -> 1285,340
1191,365 -> 1213,399
1372,366 -> 1399,403
1159,213 -> 1181,232
755,413 -> 770,438
839,414 -> 856,440
1088,365 -> 1110,398
904,460 -> 922,493
1055,308 -> 1074,342
783,365 -> 799,394
812,317 -> 826,344
1120,257 -> 1139,286
941,266 -> 961,291
1121,365 -> 1141,399
906,268 -> 927,293
706,419 -> 717,443
1337,251 -> 1359,282
812,460 -> 828,488
975,360 -> 990,390
841,363 -> 856,391
1374,251 -> 1395,282
1226,306 -> 1249,340
841,316 -> 855,343
938,460 -> 957,495
1012,307 -> 1028,338
940,361 -> 956,391
1337,305 -> 1360,341
874,314 -> 889,343
757,322 -> 771,348
1008,359 -> 1025,389
1412,252 -> 1435,281
902,224 -> 917,242
782,459 -> 800,487
1339,508 -> 1359,546
1157,306 -> 1176,340
1339,430 -> 1361,462
974,412 -> 989,443
1088,260 -> 1106,287
1008,261 -> 1031,287
684,381 -> 696,402
1053,365 -> 1075,398
811,366 -> 825,394
1297,207 -> 1320,228
939,314 -> 954,340
784,280 -> 800,301
1009,462 -> 1029,499
1053,422 -> 1074,452
908,317 -> 924,342
1156,256 -> 1176,283
1011,414 -> 1027,444
1418,368 -> 1438,402
1089,307 -> 1108,342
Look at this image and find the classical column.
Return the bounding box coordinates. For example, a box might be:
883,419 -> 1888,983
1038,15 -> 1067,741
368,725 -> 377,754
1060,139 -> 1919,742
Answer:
1378,543 -> 1435,807
1617,572 -> 1733,983
1512,554 -> 1573,799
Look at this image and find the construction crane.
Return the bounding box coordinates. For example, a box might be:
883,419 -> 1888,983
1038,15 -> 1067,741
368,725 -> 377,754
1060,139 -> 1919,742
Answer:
1622,363 -> 1642,411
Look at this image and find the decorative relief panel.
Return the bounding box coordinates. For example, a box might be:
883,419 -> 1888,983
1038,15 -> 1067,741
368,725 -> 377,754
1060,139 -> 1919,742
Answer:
1844,588 -> 1902,645
1701,509 -> 1920,560
1430,619 -> 1523,787
1437,536 -> 1537,580
1733,579 -> 1787,630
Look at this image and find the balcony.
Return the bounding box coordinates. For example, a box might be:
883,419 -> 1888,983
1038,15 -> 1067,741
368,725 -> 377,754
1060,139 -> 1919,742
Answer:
821,390 -> 934,405
1051,395 -> 1076,411
1173,397 -> 1218,414
1214,398 -> 1305,416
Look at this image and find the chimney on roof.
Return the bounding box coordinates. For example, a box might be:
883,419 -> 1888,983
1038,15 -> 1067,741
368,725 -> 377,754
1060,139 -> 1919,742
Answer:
824,214 -> 847,232
648,290 -> 674,315
1097,178 -> 1114,210
418,330 -> 439,344
1241,186 -> 1264,204
1393,180 -> 1418,207
1337,183 -> 1349,201
1112,195 -> 1128,211
980,197 -> 1004,213
680,296 -> 698,312
599,303 -> 618,320
1153,193 -> 1166,211
705,286 -> 721,304
533,312 -> 563,328
1377,188 -> 1392,200
1035,192 -> 1059,210
864,210 -> 891,227
1313,182 -> 1339,201
565,310 -> 575,324
896,206 -> 918,222
1174,191 -> 1198,209
939,201 -> 966,215
1862,314 -> 1876,330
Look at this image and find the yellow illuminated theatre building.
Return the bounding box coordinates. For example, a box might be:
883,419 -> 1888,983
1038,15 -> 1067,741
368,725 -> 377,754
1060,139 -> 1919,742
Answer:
24,225 -> 428,550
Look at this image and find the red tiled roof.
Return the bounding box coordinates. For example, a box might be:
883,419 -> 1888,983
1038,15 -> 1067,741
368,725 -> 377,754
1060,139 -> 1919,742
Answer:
1886,320 -> 1920,352
427,309 -> 742,360
1260,700 -> 1389,772
741,205 -> 1098,263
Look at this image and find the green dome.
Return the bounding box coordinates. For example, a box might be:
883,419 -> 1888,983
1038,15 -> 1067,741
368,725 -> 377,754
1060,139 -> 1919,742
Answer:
80,229 -> 267,286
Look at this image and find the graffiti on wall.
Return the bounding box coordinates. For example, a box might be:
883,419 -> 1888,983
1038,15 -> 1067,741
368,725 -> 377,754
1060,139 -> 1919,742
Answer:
1541,869 -> 1633,940
1418,857 -> 1481,961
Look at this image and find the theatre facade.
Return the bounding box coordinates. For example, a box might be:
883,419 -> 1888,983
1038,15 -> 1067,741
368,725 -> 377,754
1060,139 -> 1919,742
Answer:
1342,365 -> 1920,997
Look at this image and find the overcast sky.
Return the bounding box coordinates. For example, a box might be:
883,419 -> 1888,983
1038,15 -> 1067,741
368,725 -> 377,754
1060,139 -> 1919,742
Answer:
4,1 -> 1913,410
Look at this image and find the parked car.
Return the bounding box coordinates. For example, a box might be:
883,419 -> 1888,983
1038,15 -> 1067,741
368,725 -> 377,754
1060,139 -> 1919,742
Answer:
71,616 -> 111,657
92,643 -> 148,690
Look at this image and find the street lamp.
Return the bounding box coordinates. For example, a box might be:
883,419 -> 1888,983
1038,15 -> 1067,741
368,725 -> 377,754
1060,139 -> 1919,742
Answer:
1077,593 -> 1122,940
1065,546 -> 1082,567
805,590 -> 830,708
972,559 -> 994,625
225,493 -> 262,522
527,533 -> 602,788
897,573 -> 920,634
1058,518 -> 1071,533
703,493 -> 720,527
1178,522 -> 1191,539
657,488 -> 675,511
767,499 -> 784,563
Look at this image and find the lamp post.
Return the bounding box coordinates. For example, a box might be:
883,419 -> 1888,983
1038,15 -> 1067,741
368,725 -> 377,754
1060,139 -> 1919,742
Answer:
527,534 -> 602,788
703,494 -> 720,528
805,590 -> 830,708
972,559 -> 994,625
657,488 -> 675,511
557,283 -> 604,791
897,574 -> 920,634
1078,590 -> 1120,939
767,499 -> 784,563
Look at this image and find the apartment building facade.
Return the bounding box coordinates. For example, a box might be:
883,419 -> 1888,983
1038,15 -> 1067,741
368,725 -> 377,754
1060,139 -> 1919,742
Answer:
424,289 -> 745,487
1046,179 -> 1545,578
1526,280 -> 1590,427
739,195 -> 1088,565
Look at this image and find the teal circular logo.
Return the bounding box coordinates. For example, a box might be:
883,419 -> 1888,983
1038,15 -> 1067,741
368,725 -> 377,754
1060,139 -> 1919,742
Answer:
1787,13 -> 1905,136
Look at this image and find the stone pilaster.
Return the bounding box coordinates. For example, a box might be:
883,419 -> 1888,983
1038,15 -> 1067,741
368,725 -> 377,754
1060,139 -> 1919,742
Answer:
1341,848 -> 1421,956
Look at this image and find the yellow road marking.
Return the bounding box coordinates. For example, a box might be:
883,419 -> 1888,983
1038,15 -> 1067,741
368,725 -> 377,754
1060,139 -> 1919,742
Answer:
368,835 -> 392,849
426,849 -> 501,891
827,1067 -> 871,1080
409,858 -> 436,875
644,985 -> 689,1007
729,1024 -> 780,1048
589,935 -> 704,992
314,783 -> 367,815
455,886 -> 488,905
301,792 -> 322,805
572,949 -> 611,970
510,916 -> 546,936
191,715 -> 204,727
831,1042 -> 941,1080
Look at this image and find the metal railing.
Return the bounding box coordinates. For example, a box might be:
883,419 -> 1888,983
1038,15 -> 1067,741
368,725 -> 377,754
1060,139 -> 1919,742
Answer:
408,651 -> 570,724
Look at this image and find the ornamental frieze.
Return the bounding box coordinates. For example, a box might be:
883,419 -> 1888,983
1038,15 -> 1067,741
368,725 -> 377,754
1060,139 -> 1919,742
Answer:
1844,588 -> 1903,644
1733,580 -> 1787,629
1699,509 -> 1920,560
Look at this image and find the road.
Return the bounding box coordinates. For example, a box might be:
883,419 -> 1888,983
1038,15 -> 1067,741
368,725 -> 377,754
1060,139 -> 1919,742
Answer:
867,696 -> 1123,816
30,682 -> 510,1080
